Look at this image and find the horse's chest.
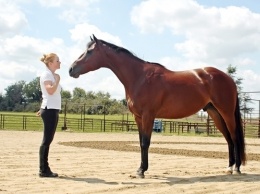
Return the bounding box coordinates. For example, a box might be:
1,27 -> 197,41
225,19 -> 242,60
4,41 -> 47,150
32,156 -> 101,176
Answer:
126,96 -> 141,114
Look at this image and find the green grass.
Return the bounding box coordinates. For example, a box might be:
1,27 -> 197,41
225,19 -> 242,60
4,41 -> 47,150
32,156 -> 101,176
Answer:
0,112 -> 137,132
0,111 -> 259,138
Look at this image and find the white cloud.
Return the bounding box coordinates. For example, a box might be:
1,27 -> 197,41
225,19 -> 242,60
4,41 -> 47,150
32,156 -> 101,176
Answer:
0,34 -> 74,95
130,0 -> 260,103
239,69 -> 260,111
59,9 -> 89,24
38,0 -> 97,7
0,35 -> 66,63
63,69 -> 124,100
94,75 -> 125,99
1,0 -> 259,104
240,70 -> 260,90
131,0 -> 260,61
0,0 -> 28,37
63,23 -> 125,99
69,23 -> 123,47
159,56 -> 209,71
38,0 -> 99,24
0,19 -> 125,99
131,0 -> 202,34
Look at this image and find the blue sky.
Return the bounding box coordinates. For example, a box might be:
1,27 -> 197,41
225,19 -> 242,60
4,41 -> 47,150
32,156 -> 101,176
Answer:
1,0 -> 260,114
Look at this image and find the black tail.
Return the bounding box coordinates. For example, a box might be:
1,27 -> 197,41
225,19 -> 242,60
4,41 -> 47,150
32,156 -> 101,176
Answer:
235,97 -> 246,165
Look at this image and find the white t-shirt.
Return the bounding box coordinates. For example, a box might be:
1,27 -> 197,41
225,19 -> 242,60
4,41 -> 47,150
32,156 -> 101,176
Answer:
40,68 -> 61,110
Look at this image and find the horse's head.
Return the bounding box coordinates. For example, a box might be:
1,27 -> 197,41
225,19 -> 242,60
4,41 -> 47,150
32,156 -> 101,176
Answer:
69,35 -> 103,78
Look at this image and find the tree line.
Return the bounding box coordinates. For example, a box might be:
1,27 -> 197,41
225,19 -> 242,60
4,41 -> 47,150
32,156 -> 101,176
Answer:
0,65 -> 252,114
0,77 -> 128,114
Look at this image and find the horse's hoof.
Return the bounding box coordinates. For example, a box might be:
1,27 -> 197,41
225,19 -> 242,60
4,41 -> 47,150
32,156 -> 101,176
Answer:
233,170 -> 242,175
137,173 -> 145,178
136,169 -> 145,178
232,167 -> 241,175
226,170 -> 232,175
226,166 -> 233,175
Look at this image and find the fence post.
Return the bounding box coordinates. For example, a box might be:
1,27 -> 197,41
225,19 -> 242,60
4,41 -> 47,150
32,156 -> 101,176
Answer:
2,115 -> 4,129
103,105 -> 106,132
258,119 -> 260,138
23,116 -> 25,130
83,103 -> 86,132
62,100 -> 67,130
258,100 -> 260,138
0,114 -> 2,129
207,115 -> 210,136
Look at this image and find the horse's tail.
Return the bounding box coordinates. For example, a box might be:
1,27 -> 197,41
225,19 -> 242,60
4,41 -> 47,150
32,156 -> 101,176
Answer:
235,96 -> 246,165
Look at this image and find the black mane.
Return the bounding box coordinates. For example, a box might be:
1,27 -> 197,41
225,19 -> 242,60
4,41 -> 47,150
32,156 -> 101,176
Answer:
89,39 -> 165,68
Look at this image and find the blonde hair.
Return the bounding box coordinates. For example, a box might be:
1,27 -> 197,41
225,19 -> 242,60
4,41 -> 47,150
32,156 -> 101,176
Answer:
40,53 -> 57,66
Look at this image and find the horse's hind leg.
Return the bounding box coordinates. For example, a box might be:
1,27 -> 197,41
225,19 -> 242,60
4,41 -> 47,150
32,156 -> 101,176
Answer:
205,104 -> 235,174
217,99 -> 246,175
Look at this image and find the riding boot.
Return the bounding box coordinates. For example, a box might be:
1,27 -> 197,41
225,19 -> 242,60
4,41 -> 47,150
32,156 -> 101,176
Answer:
39,145 -> 58,178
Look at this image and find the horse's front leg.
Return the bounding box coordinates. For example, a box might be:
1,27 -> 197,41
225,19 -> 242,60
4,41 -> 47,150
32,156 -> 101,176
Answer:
137,132 -> 151,178
135,114 -> 154,178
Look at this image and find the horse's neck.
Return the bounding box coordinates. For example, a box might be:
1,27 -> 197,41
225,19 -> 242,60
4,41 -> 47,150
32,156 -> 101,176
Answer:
105,55 -> 144,91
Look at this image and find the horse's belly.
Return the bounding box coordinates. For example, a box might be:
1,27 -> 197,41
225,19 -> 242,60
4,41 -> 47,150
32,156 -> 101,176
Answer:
156,111 -> 195,119
155,102 -> 205,119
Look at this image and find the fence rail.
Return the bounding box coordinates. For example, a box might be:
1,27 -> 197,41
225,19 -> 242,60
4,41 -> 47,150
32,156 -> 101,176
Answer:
0,114 -> 260,138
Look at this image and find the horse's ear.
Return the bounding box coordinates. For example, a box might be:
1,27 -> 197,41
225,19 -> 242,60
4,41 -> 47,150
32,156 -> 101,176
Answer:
90,36 -> 93,41
93,34 -> 98,42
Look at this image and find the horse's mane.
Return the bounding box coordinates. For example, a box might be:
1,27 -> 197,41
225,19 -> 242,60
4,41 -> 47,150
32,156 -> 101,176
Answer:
91,39 -> 165,68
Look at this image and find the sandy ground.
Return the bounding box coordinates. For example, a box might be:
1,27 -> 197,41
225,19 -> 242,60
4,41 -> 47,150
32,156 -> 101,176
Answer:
1,130 -> 260,194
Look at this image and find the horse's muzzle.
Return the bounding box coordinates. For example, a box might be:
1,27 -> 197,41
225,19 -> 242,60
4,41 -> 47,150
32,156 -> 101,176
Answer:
69,66 -> 80,78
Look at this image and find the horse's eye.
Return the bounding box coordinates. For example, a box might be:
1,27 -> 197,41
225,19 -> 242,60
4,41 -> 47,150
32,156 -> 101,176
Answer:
87,49 -> 93,54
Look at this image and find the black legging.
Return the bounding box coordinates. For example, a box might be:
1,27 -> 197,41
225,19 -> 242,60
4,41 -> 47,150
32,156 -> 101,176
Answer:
40,108 -> 59,146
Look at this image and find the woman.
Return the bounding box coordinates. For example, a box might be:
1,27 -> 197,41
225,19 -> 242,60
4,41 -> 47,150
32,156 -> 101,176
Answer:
37,53 -> 61,178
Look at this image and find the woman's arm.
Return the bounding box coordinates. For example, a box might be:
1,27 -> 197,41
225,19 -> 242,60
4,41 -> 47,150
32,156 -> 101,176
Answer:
44,74 -> 60,95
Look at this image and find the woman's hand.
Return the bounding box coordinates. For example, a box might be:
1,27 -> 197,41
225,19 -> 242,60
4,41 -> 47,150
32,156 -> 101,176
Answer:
54,73 -> 60,83
44,73 -> 60,95
36,110 -> 41,116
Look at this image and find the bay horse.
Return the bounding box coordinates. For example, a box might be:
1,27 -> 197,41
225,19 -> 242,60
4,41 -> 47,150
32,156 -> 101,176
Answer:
69,35 -> 246,178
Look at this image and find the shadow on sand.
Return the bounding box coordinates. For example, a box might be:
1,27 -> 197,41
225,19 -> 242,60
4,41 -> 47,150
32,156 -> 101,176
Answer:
59,173 -> 260,186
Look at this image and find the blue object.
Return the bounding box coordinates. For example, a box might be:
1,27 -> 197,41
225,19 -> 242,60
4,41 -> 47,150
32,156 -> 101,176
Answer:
153,119 -> 163,132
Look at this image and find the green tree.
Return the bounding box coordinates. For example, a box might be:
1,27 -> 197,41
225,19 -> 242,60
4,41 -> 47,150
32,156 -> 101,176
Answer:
61,89 -> 72,100
0,79 -> 130,114
4,81 -> 26,111
226,64 -> 252,113
86,91 -> 96,100
120,99 -> 127,107
66,87 -> 87,113
0,93 -> 8,111
108,99 -> 128,114
23,77 -> 42,103
72,87 -> 86,100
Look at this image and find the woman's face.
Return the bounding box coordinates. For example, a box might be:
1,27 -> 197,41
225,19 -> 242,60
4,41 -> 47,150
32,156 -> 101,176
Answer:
51,55 -> 61,70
